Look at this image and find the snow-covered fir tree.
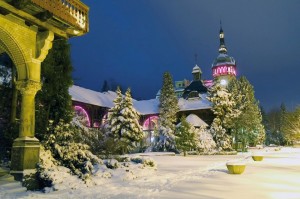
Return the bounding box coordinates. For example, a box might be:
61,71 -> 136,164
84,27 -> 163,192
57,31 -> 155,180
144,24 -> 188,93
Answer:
107,88 -> 144,154
175,115 -> 199,156
196,126 -> 216,153
228,77 -> 265,149
155,72 -> 179,151
43,120 -> 101,180
207,80 -> 240,151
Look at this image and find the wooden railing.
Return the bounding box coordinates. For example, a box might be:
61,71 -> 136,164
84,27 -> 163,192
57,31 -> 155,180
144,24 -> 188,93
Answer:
31,0 -> 89,33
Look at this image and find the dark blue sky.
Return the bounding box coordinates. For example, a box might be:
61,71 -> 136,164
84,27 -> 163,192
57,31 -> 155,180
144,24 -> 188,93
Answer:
71,0 -> 300,111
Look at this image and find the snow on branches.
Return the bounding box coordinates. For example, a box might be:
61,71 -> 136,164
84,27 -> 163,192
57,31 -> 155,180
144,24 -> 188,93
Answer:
107,87 -> 144,154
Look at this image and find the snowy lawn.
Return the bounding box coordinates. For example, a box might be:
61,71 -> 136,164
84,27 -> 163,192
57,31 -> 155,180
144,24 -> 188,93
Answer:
1,147 -> 300,199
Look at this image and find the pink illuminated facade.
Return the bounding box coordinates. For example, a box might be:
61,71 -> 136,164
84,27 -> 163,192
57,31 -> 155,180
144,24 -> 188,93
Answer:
142,115 -> 159,143
212,64 -> 236,77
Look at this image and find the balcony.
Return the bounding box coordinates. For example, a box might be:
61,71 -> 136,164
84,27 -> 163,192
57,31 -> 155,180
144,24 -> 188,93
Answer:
0,0 -> 89,38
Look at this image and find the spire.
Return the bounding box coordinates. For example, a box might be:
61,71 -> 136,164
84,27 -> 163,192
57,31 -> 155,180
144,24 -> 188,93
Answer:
219,21 -> 227,54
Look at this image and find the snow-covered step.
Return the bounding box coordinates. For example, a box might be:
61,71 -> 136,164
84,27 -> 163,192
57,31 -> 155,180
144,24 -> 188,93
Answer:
2,185 -> 27,194
0,167 -> 9,177
0,174 -> 15,183
0,181 -> 21,188
0,181 -> 27,194
0,174 -> 27,194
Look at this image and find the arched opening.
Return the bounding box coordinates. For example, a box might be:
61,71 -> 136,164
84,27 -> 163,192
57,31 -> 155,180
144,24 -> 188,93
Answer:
0,52 -> 20,162
142,115 -> 159,144
0,28 -> 27,81
74,105 -> 91,127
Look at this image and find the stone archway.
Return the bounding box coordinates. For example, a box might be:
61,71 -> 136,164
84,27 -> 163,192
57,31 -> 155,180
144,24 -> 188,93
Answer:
0,15 -> 54,179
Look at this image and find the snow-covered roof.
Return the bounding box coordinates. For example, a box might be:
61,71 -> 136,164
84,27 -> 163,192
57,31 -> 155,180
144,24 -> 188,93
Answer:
178,94 -> 211,111
186,114 -> 208,127
134,99 -> 160,115
69,85 -> 211,115
69,85 -> 118,108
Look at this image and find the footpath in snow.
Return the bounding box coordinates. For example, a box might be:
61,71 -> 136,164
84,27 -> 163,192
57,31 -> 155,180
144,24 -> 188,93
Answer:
1,147 -> 300,199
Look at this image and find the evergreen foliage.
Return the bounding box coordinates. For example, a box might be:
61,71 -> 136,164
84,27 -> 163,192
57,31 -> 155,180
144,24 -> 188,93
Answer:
175,115 -> 199,156
101,80 -> 110,92
35,39 -> 74,141
207,80 -> 238,151
197,126 -> 217,153
282,106 -> 300,145
43,120 -> 101,180
228,77 -> 265,149
155,72 -> 179,151
264,104 -> 286,146
107,88 -> 144,154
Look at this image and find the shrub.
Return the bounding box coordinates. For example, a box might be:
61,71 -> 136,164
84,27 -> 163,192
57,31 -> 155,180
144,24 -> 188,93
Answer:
43,120 -> 102,179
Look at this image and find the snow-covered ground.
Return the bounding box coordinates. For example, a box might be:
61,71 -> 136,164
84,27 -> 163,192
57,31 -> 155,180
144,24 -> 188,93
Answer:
1,147 -> 300,199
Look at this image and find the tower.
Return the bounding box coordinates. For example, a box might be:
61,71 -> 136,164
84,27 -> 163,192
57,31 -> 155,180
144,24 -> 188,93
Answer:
182,63 -> 207,99
192,64 -> 202,81
212,25 -> 237,86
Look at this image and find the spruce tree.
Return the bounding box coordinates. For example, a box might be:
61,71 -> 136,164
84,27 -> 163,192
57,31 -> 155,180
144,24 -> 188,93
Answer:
207,80 -> 238,151
229,77 -> 265,149
156,72 -> 179,151
175,115 -> 199,156
107,88 -> 144,154
35,39 -> 74,141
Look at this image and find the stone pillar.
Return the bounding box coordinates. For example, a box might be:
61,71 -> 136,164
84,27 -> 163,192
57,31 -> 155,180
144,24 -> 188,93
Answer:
10,80 -> 41,180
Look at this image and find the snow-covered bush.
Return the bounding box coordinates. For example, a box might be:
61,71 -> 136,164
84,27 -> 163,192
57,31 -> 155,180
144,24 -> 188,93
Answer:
104,159 -> 121,169
43,120 -> 102,180
130,156 -> 157,168
130,156 -> 143,164
142,158 -> 156,168
36,146 -> 74,190
196,126 -> 216,152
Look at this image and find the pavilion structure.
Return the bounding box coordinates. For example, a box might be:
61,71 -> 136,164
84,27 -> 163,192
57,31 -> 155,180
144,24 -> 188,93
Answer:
0,0 -> 89,180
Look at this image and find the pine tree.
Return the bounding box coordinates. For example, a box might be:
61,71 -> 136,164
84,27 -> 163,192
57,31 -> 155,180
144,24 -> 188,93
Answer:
175,115 -> 199,156
156,72 -> 179,151
107,88 -> 144,154
35,39 -> 74,141
207,80 -> 238,151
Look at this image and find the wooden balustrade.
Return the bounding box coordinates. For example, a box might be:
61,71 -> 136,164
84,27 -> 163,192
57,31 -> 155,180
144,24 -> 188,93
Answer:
31,0 -> 89,33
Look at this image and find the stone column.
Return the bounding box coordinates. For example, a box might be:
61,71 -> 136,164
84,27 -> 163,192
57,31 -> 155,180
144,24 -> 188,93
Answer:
10,80 -> 41,180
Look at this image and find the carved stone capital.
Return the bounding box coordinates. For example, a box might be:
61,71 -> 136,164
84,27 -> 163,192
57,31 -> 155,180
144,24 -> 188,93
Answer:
15,80 -> 42,95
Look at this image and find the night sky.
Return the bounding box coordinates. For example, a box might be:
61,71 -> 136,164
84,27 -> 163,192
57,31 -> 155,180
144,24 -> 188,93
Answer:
70,0 -> 300,111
